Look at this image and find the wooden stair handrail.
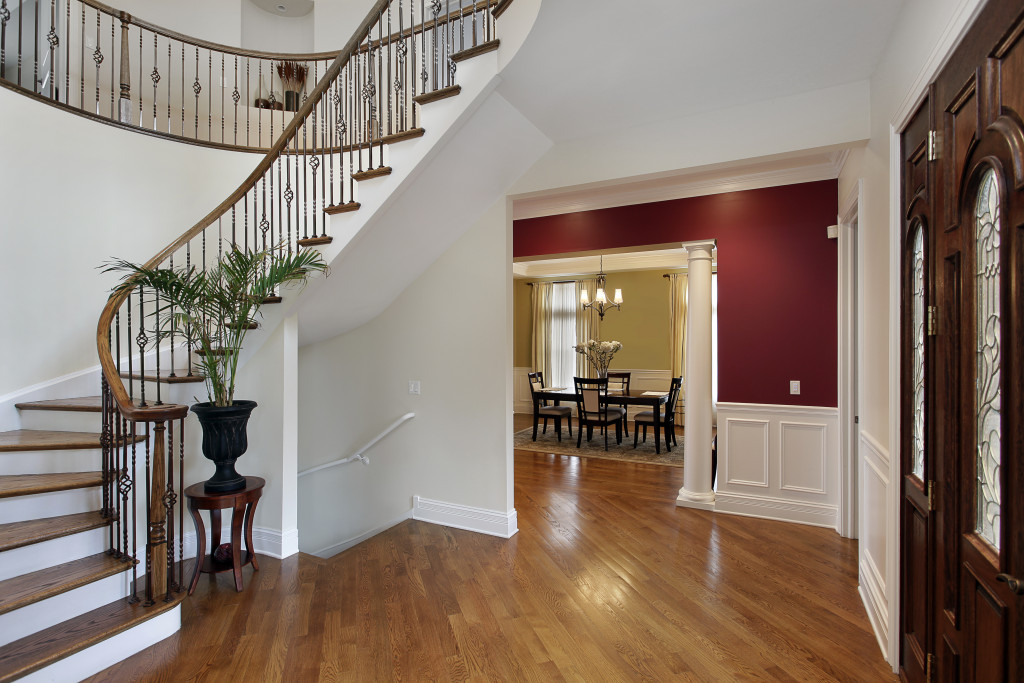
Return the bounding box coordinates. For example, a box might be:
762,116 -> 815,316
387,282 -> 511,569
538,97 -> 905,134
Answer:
96,0 -> 397,422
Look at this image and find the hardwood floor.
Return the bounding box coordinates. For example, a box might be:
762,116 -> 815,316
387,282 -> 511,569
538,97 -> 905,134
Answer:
87,420 -> 894,681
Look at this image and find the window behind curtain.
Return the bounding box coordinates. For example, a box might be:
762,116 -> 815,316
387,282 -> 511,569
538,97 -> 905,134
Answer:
549,282 -> 577,389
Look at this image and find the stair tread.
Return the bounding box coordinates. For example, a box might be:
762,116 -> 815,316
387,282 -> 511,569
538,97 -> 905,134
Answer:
15,397 -> 103,413
120,371 -> 205,384
0,472 -> 104,498
0,511 -> 110,553
412,84 -> 461,105
352,166 -> 393,181
0,553 -> 132,616
451,39 -> 500,63
0,591 -> 183,683
0,430 -> 145,453
324,201 -> 361,216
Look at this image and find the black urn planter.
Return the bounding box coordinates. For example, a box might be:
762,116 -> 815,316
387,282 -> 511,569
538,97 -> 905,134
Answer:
190,400 -> 257,493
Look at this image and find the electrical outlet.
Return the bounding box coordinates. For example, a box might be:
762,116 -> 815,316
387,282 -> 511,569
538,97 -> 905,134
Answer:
789,380 -> 801,395
408,380 -> 421,395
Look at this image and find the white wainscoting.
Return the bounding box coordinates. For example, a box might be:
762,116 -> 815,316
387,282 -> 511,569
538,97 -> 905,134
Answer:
715,402 -> 839,529
858,430 -> 891,657
513,367 -> 672,414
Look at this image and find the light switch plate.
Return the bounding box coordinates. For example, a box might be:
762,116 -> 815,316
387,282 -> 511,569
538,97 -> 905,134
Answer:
789,380 -> 800,395
408,380 -> 421,395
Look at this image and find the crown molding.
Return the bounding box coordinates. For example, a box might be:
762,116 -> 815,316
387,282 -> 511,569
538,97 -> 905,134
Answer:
512,150 -> 848,221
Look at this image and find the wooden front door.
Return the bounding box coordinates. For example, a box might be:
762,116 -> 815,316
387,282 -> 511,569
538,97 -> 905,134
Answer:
900,1 -> 1024,680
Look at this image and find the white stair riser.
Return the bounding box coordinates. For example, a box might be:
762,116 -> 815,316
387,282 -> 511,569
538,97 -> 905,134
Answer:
18,411 -> 103,433
0,448 -> 102,476
0,528 -> 107,581
0,570 -> 132,648
18,605 -> 180,683
0,487 -> 102,525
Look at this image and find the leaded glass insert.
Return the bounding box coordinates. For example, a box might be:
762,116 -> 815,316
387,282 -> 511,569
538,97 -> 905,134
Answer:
912,227 -> 925,480
975,168 -> 1001,551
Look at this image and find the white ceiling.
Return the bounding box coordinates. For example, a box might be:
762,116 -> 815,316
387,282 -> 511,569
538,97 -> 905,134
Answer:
497,0 -> 904,142
248,0 -> 314,18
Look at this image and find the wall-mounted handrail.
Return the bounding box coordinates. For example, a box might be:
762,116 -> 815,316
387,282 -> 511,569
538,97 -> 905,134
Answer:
299,412 -> 415,476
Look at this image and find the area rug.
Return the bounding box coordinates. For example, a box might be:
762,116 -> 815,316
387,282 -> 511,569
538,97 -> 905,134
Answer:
513,426 -> 684,467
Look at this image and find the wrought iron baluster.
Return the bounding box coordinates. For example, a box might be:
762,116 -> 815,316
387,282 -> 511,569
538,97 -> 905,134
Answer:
193,46 -> 200,138
109,12 -> 114,116
221,53 -> 225,142
93,11 -> 102,113
47,0 -> 55,99
128,420 -> 139,602
377,11 -> 384,159
137,25 -> 142,123
310,72 -> 319,238
152,35 -> 160,129
178,417 -> 185,591
302,115 -> 308,238
387,3 -> 392,137
165,421 -> 176,597
207,48 -> 212,140
180,43 -> 184,136
246,58 -> 250,146
233,55 -> 239,144
286,132 -> 294,249
0,0 -> 6,80
79,3 -> 83,106
166,43 -> 170,132
137,286 -> 146,406
257,60 -> 263,146
32,0 -> 36,91
64,0 -> 69,102
168,253 -> 175,377
125,292 -> 133,401
142,422 -> 151,605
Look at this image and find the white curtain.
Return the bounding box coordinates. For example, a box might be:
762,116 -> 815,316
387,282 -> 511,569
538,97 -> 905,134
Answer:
575,278 -> 599,378
531,282 -> 553,384
549,282 -> 578,389
711,272 -> 718,426
668,274 -> 688,380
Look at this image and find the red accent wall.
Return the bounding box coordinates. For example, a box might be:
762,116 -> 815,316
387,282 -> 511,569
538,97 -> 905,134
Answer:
514,180 -> 838,407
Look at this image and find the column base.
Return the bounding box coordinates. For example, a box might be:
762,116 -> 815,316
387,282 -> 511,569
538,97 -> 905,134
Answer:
676,488 -> 716,511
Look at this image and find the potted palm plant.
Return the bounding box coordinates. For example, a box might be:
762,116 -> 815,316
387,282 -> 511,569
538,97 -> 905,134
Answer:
105,244 -> 327,492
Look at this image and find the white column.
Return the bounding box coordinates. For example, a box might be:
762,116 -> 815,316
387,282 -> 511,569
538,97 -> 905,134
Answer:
677,240 -> 716,510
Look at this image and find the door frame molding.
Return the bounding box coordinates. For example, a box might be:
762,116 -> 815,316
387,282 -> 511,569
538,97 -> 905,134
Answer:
838,179 -> 862,540
886,0 -> 989,670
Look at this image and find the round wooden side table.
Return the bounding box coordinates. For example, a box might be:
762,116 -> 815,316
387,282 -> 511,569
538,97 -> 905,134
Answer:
185,476 -> 265,594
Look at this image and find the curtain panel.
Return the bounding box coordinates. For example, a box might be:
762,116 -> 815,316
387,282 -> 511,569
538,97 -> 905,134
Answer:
574,278 -> 599,378
531,282 -> 553,385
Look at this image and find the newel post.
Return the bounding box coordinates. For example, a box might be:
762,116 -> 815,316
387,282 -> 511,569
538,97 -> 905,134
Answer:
118,12 -> 132,123
146,419 -> 167,604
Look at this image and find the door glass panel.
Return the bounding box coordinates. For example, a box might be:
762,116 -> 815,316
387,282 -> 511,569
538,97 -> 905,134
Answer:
975,168 -> 1001,550
912,226 -> 926,480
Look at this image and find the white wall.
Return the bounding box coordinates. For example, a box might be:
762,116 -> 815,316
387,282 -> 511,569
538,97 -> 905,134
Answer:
296,199 -> 513,556
116,0 -> 244,46
508,79 -> 871,197
0,86 -> 258,399
312,0 -> 378,52
241,3 -> 315,54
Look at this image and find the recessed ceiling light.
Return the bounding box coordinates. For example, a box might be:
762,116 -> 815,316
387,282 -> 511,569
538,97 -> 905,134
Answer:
276,4 -> 287,12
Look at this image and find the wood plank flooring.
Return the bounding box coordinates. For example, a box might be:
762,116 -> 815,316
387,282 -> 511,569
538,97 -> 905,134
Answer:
86,424 -> 894,681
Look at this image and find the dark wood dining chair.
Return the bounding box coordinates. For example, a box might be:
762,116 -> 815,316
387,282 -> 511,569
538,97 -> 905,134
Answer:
527,371 -> 572,441
633,376 -> 682,450
573,377 -> 625,450
605,371 -> 631,437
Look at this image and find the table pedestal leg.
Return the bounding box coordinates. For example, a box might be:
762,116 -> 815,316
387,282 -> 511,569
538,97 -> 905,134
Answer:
187,502 -> 206,595
245,498 -> 261,572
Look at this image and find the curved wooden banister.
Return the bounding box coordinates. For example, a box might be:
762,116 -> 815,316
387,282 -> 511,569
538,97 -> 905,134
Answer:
77,0 -> 341,62
96,0 -> 396,422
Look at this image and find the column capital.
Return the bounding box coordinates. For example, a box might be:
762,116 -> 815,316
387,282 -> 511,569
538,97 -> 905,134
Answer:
681,240 -> 717,260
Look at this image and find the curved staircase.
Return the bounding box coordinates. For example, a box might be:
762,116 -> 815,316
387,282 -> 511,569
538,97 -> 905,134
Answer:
0,0 -> 532,679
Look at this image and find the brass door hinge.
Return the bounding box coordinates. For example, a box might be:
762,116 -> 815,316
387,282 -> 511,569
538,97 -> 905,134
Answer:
928,130 -> 942,161
926,652 -> 936,680
927,305 -> 938,336
927,480 -> 937,512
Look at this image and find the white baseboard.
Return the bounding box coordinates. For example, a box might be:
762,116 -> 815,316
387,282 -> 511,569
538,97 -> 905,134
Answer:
309,510 -> 414,559
19,605 -> 180,683
182,525 -> 299,561
713,491 -> 838,528
413,496 -> 518,539
859,558 -> 890,658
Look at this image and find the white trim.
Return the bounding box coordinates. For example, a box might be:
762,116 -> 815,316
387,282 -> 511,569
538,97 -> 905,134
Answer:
723,418 -> 770,488
837,181 -> 862,539
18,606 -> 180,683
183,524 -> 298,561
716,401 -> 838,416
309,509 -> 415,559
713,492 -> 838,528
413,496 -> 519,538
778,421 -> 828,494
512,151 -> 846,220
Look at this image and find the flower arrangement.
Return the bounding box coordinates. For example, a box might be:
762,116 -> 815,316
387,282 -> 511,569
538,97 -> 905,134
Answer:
573,339 -> 623,377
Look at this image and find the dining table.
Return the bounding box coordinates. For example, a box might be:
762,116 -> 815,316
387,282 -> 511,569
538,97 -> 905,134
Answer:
531,387 -> 672,454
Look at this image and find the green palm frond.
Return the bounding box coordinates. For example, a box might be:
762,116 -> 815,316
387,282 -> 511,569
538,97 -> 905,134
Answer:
103,244 -> 327,407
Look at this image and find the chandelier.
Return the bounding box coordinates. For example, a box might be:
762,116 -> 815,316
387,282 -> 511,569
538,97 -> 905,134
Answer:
579,255 -> 622,320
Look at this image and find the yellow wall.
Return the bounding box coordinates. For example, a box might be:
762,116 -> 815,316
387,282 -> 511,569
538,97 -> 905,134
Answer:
513,269 -> 682,370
